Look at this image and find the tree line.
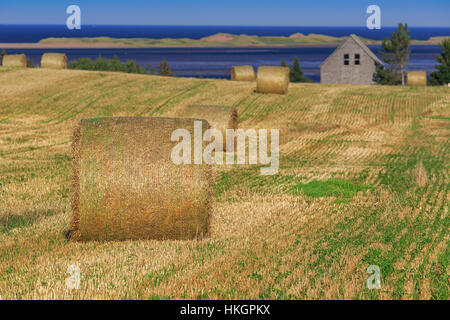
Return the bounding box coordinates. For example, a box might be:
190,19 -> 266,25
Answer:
68,55 -> 173,76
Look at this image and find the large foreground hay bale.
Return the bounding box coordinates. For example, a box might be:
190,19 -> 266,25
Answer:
2,54 -> 26,67
407,71 -> 427,86
41,53 -> 67,69
256,66 -> 290,94
170,105 -> 238,152
71,117 -> 213,241
231,65 -> 255,81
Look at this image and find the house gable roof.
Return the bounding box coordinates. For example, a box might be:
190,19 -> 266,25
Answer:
349,34 -> 383,65
321,34 -> 383,67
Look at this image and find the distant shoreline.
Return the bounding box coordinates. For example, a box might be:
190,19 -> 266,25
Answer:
0,43 -> 342,49
1,33 -> 448,49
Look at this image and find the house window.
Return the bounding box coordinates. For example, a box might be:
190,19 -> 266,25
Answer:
344,54 -> 349,65
355,54 -> 360,65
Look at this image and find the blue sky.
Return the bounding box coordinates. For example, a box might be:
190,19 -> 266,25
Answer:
0,0 -> 449,26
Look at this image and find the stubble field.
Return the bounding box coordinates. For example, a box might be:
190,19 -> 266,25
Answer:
0,67 -> 448,299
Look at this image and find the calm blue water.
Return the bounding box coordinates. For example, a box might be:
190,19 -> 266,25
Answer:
1,25 -> 446,82
1,25 -> 450,42
5,46 -> 441,83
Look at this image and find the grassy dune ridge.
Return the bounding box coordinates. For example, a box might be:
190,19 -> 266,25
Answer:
0,67 -> 448,299
36,34 -> 450,46
1,33 -> 448,48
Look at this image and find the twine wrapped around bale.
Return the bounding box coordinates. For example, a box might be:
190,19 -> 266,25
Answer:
169,105 -> 238,152
256,66 -> 290,94
71,117 -> 213,241
407,71 -> 427,86
231,66 -> 255,81
2,54 -> 26,68
41,53 -> 67,69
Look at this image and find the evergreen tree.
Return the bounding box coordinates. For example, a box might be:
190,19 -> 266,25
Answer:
158,58 -> 172,76
376,23 -> 410,86
26,59 -> 35,68
69,57 -> 95,70
94,56 -> 110,71
146,64 -> 155,75
289,57 -> 311,83
281,60 -> 287,67
111,55 -> 124,72
0,49 -> 6,66
429,39 -> 450,85
125,60 -> 140,74
373,64 -> 401,85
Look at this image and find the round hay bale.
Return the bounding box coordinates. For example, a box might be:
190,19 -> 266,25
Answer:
256,66 -> 290,94
169,105 -> 238,152
2,54 -> 26,68
407,71 -> 427,86
231,65 -> 255,81
71,117 -> 213,241
41,53 -> 67,69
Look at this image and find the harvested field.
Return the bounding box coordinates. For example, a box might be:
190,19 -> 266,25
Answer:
0,67 -> 448,299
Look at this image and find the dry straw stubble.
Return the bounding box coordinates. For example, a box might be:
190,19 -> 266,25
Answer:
2,54 -> 27,67
71,117 -> 213,241
231,65 -> 256,81
41,53 -> 68,69
256,66 -> 290,94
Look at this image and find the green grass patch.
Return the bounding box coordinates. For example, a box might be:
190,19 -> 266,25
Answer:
0,209 -> 57,234
289,178 -> 372,198
430,115 -> 450,121
378,149 -> 444,194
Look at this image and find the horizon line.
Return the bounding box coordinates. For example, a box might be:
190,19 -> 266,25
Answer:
1,24 -> 450,28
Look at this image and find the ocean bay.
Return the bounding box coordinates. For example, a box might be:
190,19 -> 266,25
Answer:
4,45 -> 442,82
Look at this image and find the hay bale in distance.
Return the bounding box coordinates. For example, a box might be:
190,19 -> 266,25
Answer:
71,117 -> 213,241
407,71 -> 427,86
170,105 -> 238,152
256,66 -> 290,94
41,53 -> 67,69
231,65 -> 255,81
2,54 -> 26,67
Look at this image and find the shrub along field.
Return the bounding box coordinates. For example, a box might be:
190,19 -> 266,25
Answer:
0,67 -> 448,299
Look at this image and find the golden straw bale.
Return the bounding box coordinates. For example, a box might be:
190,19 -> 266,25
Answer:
231,65 -> 255,81
256,66 -> 290,94
2,54 -> 27,67
407,71 -> 427,86
71,117 -> 213,241
169,105 -> 238,152
41,53 -> 67,69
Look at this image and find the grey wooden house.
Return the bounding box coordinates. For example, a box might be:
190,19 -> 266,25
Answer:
321,34 -> 383,84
